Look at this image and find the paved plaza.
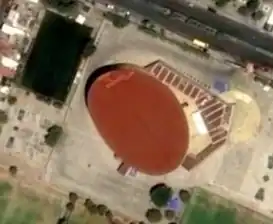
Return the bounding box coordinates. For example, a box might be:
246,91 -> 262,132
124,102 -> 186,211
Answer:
1,16 -> 273,221
60,23 -> 273,216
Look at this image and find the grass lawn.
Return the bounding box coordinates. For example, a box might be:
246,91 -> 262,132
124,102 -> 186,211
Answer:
0,180 -> 108,224
181,188 -> 273,224
22,10 -> 91,102
0,181 -> 62,224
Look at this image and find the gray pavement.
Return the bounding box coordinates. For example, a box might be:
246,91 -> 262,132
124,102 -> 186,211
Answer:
2,9 -> 273,219
102,0 -> 273,66
38,22 -> 273,219
44,22 -> 238,219
52,22 -> 273,215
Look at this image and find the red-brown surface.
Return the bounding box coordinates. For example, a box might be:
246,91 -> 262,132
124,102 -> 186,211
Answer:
87,65 -> 189,175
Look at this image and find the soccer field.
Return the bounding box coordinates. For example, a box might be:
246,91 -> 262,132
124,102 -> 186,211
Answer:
181,188 -> 273,224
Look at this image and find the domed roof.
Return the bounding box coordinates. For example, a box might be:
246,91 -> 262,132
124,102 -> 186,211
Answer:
86,65 -> 189,175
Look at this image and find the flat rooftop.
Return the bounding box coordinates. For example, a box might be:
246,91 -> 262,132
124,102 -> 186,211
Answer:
145,60 -> 234,170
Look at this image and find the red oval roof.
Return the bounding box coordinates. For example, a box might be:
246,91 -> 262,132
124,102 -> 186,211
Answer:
87,65 -> 189,175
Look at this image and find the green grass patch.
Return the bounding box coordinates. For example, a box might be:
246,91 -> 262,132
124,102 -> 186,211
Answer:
181,188 -> 273,224
0,181 -> 12,195
0,181 -> 63,224
0,180 -> 108,224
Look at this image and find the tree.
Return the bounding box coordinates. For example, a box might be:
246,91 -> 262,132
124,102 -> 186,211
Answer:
87,204 -> 98,215
57,217 -> 66,224
7,95 -> 17,105
41,0 -> 79,15
84,198 -> 94,208
246,0 -> 260,11
66,202 -> 75,212
44,124 -> 63,147
141,19 -> 150,27
145,208 -> 162,223
52,100 -> 64,109
84,198 -> 97,215
255,188 -> 264,201
8,165 -> 17,177
105,210 -> 113,220
0,110 -> 8,124
47,124 -> 62,133
237,6 -> 250,15
150,183 -> 173,207
97,204 -> 108,216
104,12 -> 130,28
82,40 -> 96,58
178,189 -> 191,203
164,209 -> 175,221
214,0 -> 230,7
112,15 -> 130,28
251,10 -> 264,20
68,192 -> 78,204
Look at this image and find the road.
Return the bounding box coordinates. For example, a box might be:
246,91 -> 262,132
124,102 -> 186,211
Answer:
105,0 -> 273,67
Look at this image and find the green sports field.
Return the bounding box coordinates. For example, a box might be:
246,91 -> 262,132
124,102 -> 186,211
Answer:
0,180 -> 108,224
181,188 -> 273,224
0,181 -> 63,223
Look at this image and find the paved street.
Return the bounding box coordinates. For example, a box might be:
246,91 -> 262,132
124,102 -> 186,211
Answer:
104,0 -> 273,66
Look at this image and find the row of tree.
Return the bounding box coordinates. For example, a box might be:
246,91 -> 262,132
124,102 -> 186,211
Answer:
214,0 -> 260,9
41,0 -> 131,30
57,192 -> 145,224
145,208 -> 178,223
213,0 -> 264,20
237,0 -> 264,20
57,192 -> 79,224
41,0 -> 79,15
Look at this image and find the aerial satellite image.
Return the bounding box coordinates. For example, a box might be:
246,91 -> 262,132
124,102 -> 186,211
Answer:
0,0 -> 273,223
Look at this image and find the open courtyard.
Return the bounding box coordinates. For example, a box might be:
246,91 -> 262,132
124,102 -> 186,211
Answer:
1,5 -> 273,223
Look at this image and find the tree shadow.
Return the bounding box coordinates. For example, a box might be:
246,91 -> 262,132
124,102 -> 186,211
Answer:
84,63 -> 140,105
149,183 -> 167,195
